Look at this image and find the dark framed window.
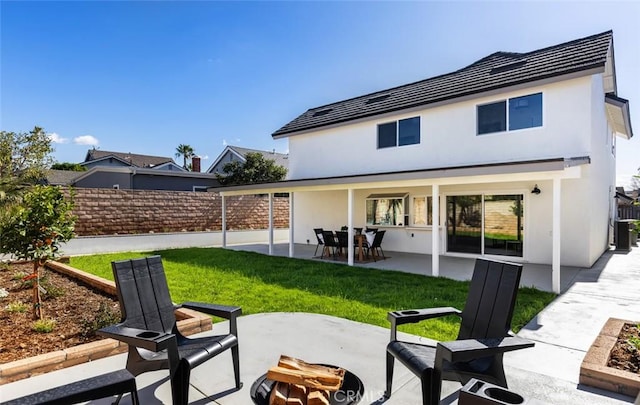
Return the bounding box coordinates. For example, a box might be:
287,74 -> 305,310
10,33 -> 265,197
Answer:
477,101 -> 506,135
377,116 -> 421,149
509,93 -> 542,130
378,122 -> 397,148
477,93 -> 542,135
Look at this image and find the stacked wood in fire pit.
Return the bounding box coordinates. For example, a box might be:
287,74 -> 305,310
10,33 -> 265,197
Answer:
267,355 -> 345,405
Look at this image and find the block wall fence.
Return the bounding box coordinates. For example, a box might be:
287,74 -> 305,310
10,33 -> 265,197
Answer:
63,188 -> 289,236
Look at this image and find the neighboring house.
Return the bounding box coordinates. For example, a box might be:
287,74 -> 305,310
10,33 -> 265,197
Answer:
211,31 -> 633,293
206,145 -> 289,177
82,149 -> 185,171
47,166 -> 220,191
47,149 -> 219,191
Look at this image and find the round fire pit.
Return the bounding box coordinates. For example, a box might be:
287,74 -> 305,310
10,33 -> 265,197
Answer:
249,364 -> 364,405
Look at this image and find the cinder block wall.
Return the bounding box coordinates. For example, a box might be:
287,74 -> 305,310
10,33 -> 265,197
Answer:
64,188 -> 289,236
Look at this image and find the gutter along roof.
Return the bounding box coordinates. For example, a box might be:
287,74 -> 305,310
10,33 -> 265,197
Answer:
273,31 -> 613,138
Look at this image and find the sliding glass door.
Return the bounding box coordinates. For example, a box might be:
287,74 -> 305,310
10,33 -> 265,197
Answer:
447,195 -> 482,254
447,194 -> 524,257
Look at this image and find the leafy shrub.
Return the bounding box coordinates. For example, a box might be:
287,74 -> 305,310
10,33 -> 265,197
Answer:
80,302 -> 120,338
5,301 -> 27,313
32,318 -> 56,333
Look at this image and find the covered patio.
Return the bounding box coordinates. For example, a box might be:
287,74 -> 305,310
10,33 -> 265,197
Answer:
227,242 -> 583,293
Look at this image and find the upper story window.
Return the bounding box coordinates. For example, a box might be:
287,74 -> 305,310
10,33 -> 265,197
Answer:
377,117 -> 420,148
477,93 -> 542,135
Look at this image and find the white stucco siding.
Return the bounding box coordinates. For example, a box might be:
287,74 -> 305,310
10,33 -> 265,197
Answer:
287,76 -> 595,180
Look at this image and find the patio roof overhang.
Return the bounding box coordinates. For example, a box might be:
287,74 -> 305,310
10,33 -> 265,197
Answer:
208,156 -> 589,196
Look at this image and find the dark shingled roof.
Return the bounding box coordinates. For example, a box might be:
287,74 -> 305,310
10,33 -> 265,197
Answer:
45,169 -> 85,186
84,149 -> 175,168
273,30 -> 612,137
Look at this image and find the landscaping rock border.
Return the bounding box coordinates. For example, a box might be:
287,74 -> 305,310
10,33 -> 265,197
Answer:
0,261 -> 212,385
580,317 -> 640,397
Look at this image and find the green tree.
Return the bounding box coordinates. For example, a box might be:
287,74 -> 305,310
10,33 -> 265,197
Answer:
51,162 -> 86,171
216,152 -> 287,186
175,144 -> 195,171
0,127 -> 54,207
0,186 -> 76,319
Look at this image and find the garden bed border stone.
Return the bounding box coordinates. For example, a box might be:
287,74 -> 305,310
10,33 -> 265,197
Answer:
580,317 -> 640,397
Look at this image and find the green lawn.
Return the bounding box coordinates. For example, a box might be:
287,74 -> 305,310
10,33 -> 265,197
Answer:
70,247 -> 556,342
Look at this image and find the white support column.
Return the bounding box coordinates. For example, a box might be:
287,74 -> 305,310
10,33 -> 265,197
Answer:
552,178 -> 562,294
268,193 -> 274,256
432,184 -> 440,277
289,192 -> 295,258
221,195 -> 227,248
347,188 -> 354,266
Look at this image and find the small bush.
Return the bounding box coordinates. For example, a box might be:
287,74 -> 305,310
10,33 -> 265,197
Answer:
80,302 -> 120,338
11,271 -> 27,282
5,301 -> 28,313
32,318 -> 56,333
41,280 -> 65,300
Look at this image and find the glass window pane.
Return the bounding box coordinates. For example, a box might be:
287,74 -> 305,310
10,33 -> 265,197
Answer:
413,197 -> 426,225
378,122 -> 397,148
509,93 -> 542,130
398,117 -> 420,146
477,101 -> 506,135
483,194 -> 523,257
366,198 -> 404,226
427,196 -> 433,225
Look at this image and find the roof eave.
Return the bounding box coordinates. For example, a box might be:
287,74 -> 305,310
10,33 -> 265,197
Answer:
605,93 -> 634,139
272,65 -> 606,139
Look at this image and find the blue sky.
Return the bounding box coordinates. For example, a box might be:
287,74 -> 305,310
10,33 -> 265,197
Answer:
1,1 -> 639,187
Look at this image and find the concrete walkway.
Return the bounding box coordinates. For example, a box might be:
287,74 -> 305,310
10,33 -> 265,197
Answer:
1,235 -> 639,404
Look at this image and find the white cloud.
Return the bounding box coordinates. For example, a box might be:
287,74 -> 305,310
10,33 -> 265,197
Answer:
48,132 -> 69,144
74,135 -> 99,146
200,155 -> 209,160
222,139 -> 227,146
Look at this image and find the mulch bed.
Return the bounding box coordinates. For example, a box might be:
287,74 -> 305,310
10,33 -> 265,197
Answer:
0,262 -> 120,363
607,322 -> 640,374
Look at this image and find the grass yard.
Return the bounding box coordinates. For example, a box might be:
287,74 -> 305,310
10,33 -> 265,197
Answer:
70,247 -> 556,342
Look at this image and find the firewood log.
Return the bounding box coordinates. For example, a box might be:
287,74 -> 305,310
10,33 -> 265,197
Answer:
307,389 -> 330,405
269,381 -> 289,405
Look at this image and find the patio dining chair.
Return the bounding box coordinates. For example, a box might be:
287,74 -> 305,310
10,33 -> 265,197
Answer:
98,255 -> 242,405
313,228 -> 325,256
335,230 -> 350,257
321,230 -> 339,259
384,258 -> 534,405
364,229 -> 386,261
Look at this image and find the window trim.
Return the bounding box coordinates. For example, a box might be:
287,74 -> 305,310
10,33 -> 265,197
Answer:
377,116 -> 421,149
477,92 -> 543,135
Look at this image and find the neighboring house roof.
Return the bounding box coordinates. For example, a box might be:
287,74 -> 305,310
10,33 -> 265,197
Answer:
206,145 -> 289,173
273,30 -> 613,138
82,149 -> 176,169
45,169 -> 86,186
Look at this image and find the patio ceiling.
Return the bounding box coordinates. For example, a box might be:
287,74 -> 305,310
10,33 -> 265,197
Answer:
209,156 -> 589,196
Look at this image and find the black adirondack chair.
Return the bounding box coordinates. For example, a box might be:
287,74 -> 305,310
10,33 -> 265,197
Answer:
98,256 -> 241,405
384,258 -> 534,405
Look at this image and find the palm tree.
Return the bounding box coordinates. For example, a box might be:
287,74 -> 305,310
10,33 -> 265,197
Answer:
175,144 -> 195,171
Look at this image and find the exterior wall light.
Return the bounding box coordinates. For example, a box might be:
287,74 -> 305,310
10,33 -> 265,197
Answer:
531,184 -> 541,195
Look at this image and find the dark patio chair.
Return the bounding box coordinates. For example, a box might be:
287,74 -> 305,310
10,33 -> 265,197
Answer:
313,228 -> 324,256
365,229 -> 386,261
321,230 -> 339,259
384,258 -> 534,405
98,256 -> 242,405
335,230 -> 349,257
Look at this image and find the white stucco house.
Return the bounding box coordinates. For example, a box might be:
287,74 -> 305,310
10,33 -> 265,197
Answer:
211,31 -> 633,293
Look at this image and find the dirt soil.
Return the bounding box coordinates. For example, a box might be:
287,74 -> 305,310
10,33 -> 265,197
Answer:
0,262 -> 120,363
607,322 -> 640,374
